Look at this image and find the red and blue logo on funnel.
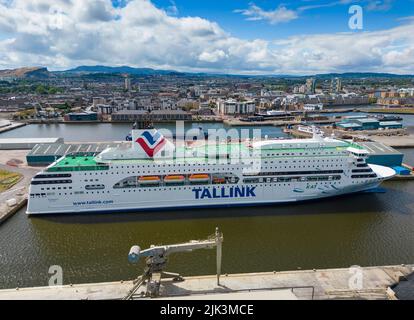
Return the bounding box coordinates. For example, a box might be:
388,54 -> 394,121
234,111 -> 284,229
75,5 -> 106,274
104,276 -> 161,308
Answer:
136,131 -> 166,157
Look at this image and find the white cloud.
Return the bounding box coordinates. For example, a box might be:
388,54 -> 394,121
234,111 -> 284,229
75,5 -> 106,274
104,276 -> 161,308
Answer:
234,4 -> 298,25
199,50 -> 227,63
0,0 -> 413,74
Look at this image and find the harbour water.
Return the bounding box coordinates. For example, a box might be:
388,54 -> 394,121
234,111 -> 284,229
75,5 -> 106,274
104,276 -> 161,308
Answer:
0,122 -> 288,142
1,181 -> 414,290
1,118 -> 414,290
1,112 -> 414,142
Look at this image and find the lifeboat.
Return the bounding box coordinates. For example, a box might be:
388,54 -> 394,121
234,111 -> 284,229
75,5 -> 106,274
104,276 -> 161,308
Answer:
164,175 -> 185,184
212,177 -> 226,184
138,176 -> 161,185
189,174 -> 210,183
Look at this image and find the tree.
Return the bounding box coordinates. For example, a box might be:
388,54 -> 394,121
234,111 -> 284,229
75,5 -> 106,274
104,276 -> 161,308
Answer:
35,85 -> 47,95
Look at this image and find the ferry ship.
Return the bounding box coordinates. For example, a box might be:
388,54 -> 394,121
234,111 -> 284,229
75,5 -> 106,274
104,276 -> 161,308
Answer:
27,129 -> 396,215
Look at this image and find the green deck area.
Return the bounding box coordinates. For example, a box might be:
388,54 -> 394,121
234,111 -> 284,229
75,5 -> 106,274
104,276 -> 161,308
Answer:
47,156 -> 109,172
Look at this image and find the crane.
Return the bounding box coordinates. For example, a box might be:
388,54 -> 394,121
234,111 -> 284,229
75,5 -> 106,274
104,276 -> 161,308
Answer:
123,227 -> 223,299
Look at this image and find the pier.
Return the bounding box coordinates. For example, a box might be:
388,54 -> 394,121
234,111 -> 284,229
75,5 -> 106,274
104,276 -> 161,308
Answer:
0,265 -> 412,300
0,122 -> 26,134
370,135 -> 414,148
0,190 -> 27,224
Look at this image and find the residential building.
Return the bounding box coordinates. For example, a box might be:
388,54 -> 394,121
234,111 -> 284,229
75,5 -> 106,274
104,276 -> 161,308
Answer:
216,99 -> 256,115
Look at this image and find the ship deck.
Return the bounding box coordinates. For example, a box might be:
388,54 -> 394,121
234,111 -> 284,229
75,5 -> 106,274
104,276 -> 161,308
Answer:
45,140 -> 360,172
47,156 -> 109,172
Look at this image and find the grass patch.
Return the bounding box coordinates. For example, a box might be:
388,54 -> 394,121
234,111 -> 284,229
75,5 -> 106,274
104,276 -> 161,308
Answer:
0,170 -> 22,193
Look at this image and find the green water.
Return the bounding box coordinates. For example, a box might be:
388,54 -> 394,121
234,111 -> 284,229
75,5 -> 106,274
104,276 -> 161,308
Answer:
0,122 -> 414,290
1,180 -> 413,290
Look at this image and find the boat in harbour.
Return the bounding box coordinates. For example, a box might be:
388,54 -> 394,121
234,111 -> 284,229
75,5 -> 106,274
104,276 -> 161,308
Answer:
27,128 -> 396,215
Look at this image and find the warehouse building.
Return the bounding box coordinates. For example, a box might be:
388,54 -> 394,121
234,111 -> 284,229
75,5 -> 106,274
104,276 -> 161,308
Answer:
359,141 -> 404,167
111,110 -> 192,122
64,111 -> 99,122
337,116 -> 403,131
26,142 -> 126,166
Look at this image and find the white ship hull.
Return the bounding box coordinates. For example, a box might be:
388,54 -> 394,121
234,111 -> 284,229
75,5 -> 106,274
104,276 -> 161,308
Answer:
27,165 -> 393,215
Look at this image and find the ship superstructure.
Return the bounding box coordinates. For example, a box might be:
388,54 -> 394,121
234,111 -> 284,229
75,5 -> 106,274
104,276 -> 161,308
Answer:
27,129 -> 395,215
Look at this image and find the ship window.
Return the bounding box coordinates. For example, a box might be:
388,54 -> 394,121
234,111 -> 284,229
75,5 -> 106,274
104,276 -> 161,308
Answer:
85,185 -> 105,190
34,174 -> 72,179
31,180 -> 72,185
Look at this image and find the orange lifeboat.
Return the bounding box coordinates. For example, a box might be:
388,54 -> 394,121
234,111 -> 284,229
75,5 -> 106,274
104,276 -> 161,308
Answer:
189,174 -> 210,183
138,176 -> 161,185
164,175 -> 185,184
212,177 -> 226,184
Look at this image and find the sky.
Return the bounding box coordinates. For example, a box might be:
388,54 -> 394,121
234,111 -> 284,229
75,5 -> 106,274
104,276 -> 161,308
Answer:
0,0 -> 414,75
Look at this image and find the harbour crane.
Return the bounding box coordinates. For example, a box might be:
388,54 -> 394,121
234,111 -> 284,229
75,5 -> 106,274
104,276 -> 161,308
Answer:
124,227 -> 223,299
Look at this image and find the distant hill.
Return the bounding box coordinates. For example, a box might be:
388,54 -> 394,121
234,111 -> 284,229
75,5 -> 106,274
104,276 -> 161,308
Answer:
62,65 -> 183,76
0,67 -> 50,78
62,67 -> 414,78
1,66 -> 413,79
312,72 -> 414,79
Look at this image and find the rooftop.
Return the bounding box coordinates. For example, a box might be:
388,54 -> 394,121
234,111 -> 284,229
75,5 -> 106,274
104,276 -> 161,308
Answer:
337,123 -> 362,128
357,141 -> 403,156
113,110 -> 191,115
28,142 -> 126,157
113,110 -> 148,115
0,138 -> 62,144
356,118 -> 380,124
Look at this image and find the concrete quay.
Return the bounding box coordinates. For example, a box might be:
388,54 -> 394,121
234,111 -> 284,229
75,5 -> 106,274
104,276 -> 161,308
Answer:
0,164 -> 37,224
0,122 -> 26,134
367,108 -> 414,115
0,265 -> 412,300
0,190 -> 27,224
223,119 -> 302,127
370,135 -> 414,148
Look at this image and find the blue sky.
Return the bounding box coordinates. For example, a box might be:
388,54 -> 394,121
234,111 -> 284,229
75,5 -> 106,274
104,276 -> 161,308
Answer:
149,0 -> 414,39
0,0 -> 414,74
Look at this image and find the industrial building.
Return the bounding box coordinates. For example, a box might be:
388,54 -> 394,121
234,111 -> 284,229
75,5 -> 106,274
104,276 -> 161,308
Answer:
64,111 -> 98,122
337,116 -> 403,131
359,141 -> 404,167
378,121 -> 404,129
111,110 -> 192,122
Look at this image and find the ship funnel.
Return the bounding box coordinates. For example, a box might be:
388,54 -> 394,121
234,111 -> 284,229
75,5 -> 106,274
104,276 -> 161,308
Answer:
132,128 -> 174,158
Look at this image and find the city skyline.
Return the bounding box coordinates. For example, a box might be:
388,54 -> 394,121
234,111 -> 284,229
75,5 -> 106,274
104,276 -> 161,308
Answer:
0,0 -> 414,75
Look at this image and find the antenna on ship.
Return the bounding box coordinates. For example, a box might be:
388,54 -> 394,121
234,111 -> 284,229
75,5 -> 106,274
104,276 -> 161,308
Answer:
312,125 -> 324,140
